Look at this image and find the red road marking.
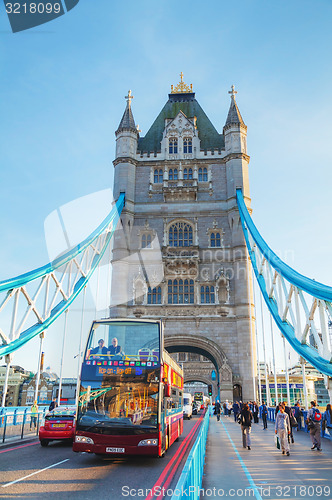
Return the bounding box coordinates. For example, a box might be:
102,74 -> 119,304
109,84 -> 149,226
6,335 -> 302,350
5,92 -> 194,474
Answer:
145,413 -> 204,500
0,441 -> 39,454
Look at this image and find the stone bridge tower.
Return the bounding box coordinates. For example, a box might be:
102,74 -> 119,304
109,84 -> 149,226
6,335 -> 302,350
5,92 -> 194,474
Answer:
111,76 -> 256,401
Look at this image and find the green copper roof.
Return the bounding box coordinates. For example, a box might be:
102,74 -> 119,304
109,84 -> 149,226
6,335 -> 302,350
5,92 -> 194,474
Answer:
138,93 -> 224,153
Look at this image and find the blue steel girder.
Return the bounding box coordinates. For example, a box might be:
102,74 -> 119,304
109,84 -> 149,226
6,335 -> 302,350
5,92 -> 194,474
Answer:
0,194 -> 125,357
236,189 -> 332,377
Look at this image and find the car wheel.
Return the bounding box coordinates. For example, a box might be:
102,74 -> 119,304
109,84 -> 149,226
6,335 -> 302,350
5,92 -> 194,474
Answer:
40,440 -> 49,447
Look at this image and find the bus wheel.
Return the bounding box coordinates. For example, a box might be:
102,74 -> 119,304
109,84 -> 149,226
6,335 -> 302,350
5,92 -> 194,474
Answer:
40,440 -> 49,447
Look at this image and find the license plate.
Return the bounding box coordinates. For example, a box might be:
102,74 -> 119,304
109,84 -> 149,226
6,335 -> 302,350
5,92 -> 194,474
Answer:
52,424 -> 65,428
106,447 -> 125,453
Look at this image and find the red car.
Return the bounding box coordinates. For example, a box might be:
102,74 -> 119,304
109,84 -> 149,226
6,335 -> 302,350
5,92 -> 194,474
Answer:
39,406 -> 76,446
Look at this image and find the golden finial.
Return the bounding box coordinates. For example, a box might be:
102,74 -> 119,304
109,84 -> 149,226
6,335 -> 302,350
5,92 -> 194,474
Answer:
171,72 -> 193,94
125,90 -> 134,106
228,85 -> 237,99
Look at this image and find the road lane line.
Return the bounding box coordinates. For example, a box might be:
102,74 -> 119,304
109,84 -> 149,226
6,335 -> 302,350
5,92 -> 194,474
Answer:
0,441 -> 39,454
145,413 -> 205,500
2,458 -> 70,488
220,420 -> 263,500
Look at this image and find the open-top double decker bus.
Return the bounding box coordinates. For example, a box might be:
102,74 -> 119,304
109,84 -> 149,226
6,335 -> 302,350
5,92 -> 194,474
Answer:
194,391 -> 204,409
73,319 -> 183,457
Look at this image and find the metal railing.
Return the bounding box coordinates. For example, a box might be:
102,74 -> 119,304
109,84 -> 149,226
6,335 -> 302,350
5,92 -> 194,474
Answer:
171,408 -> 210,500
0,407 -> 47,443
264,406 -> 331,440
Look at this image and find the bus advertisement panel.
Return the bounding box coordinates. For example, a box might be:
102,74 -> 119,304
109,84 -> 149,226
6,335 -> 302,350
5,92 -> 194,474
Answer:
73,319 -> 183,457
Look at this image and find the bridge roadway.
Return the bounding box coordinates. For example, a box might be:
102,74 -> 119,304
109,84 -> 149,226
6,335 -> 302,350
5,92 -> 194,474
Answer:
203,415 -> 332,500
1,412 -> 332,499
0,413 -> 202,499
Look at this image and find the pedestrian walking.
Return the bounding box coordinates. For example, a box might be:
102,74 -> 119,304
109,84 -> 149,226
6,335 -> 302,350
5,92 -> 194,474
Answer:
275,402 -> 291,456
239,403 -> 253,450
232,401 -> 240,422
306,400 -> 322,451
252,402 -> 259,423
215,400 -> 221,421
30,400 -> 39,430
322,403 -> 332,436
261,401 -> 268,429
294,402 -> 303,431
49,398 -> 58,412
284,403 -> 295,443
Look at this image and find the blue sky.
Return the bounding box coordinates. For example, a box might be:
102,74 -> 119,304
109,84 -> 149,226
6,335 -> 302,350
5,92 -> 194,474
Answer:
0,0 -> 332,377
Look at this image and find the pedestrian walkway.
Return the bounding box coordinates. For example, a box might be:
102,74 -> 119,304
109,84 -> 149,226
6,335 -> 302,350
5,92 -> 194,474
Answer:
202,414 -> 332,500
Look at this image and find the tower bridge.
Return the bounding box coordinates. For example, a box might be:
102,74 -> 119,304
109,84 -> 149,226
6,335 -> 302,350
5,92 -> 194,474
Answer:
0,76 -> 332,498
110,75 -> 255,402
1,75 -> 332,405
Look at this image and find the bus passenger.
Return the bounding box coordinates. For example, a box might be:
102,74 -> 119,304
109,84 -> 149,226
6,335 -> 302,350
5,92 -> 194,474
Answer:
89,339 -> 108,359
108,337 -> 122,356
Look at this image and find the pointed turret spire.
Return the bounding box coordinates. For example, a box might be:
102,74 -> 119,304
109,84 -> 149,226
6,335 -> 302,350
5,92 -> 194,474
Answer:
225,85 -> 245,126
116,90 -> 138,134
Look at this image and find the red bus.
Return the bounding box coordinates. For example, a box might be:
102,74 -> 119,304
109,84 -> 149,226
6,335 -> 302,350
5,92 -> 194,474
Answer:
73,319 -> 183,457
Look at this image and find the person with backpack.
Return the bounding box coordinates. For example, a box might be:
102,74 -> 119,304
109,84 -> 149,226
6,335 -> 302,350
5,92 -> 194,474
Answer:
239,403 -> 253,450
306,400 -> 322,451
275,402 -> 291,456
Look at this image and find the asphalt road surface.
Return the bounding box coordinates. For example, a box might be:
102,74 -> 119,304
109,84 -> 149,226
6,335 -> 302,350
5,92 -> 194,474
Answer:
0,413 -> 202,499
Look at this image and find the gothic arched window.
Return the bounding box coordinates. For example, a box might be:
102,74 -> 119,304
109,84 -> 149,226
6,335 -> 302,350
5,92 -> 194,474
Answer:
200,285 -> 215,304
26,387 -> 34,404
183,138 -> 192,154
148,286 -> 162,304
169,138 -> 178,154
183,168 -> 193,180
39,386 -> 48,402
198,167 -> 208,182
142,234 -> 152,249
169,168 -> 178,181
154,169 -> 163,183
168,221 -> 193,247
210,232 -> 221,248
168,279 -> 194,304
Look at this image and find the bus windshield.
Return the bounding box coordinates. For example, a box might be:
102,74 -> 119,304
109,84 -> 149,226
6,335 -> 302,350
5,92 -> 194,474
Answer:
77,320 -> 161,431
77,369 -> 160,430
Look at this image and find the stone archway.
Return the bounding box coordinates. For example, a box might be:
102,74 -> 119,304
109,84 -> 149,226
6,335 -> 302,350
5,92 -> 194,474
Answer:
164,334 -> 234,401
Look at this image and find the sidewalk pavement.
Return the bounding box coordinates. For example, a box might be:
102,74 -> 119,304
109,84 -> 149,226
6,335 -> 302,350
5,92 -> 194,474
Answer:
202,414 -> 332,500
0,433 -> 39,450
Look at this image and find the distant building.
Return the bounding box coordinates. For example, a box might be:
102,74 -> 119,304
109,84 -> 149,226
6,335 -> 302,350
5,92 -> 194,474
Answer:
0,365 -> 32,406
258,362 -> 330,406
20,373 -> 54,406
52,378 -> 77,405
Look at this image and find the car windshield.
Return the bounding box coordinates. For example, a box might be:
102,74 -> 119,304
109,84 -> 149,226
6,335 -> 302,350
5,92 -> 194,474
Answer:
46,408 -> 76,420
